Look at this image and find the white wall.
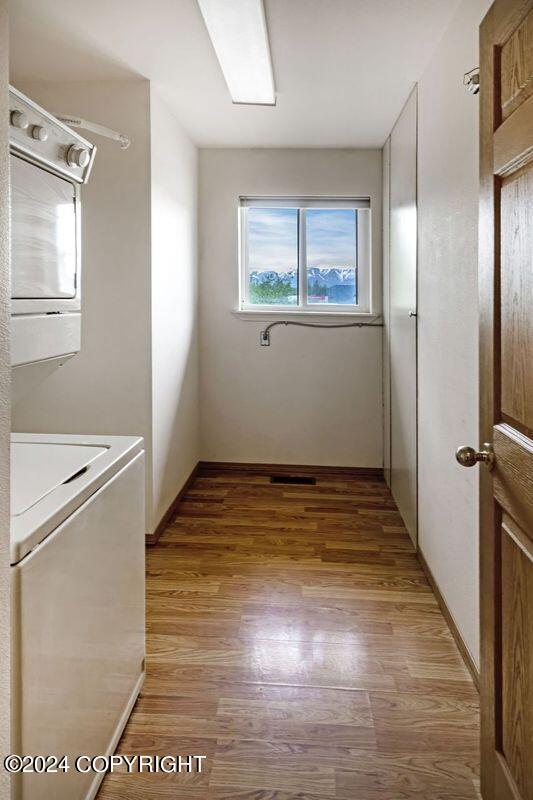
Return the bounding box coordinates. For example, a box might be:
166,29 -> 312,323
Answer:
389,89 -> 418,544
12,81 -> 154,525
417,0 -> 491,666
382,138 -> 391,487
0,2 -> 11,792
150,87 -> 199,524
11,81 -> 200,533
199,149 -> 382,467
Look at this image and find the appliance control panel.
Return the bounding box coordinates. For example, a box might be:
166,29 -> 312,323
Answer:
9,86 -> 96,184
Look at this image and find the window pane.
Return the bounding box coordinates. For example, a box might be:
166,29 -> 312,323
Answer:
306,209 -> 357,305
247,207 -> 298,306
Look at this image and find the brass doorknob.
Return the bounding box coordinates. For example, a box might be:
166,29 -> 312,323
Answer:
455,444 -> 494,470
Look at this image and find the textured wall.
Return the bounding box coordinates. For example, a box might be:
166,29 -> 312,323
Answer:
417,0 -> 491,665
150,87 -> 200,524
382,137 -> 391,487
199,148 -> 383,467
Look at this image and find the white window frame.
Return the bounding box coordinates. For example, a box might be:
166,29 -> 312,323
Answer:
239,197 -> 371,314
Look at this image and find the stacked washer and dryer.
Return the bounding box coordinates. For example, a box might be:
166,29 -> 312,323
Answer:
9,87 -> 146,800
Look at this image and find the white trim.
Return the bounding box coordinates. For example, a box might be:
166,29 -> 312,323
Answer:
233,309 -> 381,321
240,196 -> 370,208
238,198 -> 372,314
356,208 -> 371,315
298,208 -> 306,306
238,205 -> 248,306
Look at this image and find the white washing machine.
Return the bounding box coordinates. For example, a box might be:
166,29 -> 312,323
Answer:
10,433 -> 146,800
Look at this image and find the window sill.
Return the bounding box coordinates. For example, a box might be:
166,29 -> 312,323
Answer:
233,308 -> 381,322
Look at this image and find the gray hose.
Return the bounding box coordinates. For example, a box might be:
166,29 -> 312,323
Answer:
264,319 -> 383,334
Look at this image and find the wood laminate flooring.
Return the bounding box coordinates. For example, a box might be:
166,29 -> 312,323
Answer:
97,467 -> 480,800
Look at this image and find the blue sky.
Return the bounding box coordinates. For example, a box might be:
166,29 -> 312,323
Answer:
248,207 -> 356,272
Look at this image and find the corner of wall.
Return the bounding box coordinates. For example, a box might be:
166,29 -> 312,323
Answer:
148,90 -> 200,531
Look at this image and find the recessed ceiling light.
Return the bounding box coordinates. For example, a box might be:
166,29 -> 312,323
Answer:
197,0 -> 276,106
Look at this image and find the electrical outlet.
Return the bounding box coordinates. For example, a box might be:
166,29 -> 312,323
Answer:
260,330 -> 270,346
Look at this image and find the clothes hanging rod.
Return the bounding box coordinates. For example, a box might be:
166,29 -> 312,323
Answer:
56,115 -> 131,149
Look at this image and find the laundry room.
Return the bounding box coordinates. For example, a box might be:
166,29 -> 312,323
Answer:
2,0 -> 531,799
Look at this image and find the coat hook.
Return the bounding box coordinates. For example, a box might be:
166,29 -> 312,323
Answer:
463,67 -> 480,94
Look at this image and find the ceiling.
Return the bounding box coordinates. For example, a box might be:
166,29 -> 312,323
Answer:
10,0 -> 461,148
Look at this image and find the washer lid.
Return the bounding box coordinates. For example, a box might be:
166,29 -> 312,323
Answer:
10,433 -> 144,565
11,442 -> 108,516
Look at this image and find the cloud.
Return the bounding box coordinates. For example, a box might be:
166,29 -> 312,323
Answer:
247,207 -> 356,271
248,208 -> 298,272
307,209 -> 356,268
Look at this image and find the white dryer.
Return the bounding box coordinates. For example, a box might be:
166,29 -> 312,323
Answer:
10,433 -> 146,800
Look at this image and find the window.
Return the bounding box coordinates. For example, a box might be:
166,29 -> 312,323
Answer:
239,197 -> 371,313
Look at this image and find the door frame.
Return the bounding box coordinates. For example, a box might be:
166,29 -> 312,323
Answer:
383,84 -> 419,545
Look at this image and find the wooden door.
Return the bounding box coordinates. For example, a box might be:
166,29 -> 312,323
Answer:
389,87 -> 418,544
479,2 -> 533,798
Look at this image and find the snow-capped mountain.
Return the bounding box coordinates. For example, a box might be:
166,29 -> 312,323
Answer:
250,267 -> 355,287
307,267 -> 355,287
249,269 -> 293,286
